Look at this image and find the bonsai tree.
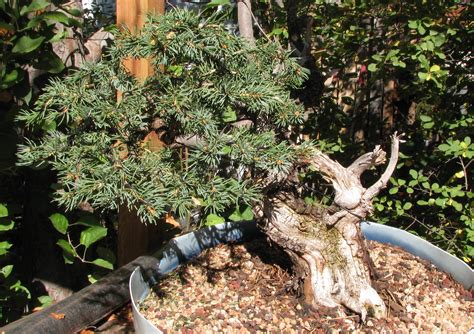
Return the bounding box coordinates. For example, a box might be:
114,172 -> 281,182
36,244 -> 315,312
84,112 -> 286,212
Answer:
18,9 -> 402,320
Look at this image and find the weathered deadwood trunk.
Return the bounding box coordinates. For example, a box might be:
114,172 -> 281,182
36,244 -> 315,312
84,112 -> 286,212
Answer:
262,133 -> 403,320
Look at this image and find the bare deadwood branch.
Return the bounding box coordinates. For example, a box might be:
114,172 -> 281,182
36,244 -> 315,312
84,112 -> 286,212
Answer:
347,146 -> 386,178
363,132 -> 403,201
302,151 -> 345,182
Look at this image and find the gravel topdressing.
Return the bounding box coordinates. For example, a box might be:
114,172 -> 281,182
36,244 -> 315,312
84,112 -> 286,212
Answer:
139,238 -> 473,333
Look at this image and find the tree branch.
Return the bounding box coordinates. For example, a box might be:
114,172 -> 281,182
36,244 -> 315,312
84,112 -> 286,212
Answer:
347,145 -> 386,178
363,133 -> 403,201
303,151 -> 346,183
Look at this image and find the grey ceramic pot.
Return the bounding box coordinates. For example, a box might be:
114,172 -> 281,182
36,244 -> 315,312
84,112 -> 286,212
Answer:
129,221 -> 474,334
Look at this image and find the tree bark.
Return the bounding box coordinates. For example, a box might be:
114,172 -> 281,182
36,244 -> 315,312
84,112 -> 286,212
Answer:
262,133 -> 403,320
237,0 -> 255,45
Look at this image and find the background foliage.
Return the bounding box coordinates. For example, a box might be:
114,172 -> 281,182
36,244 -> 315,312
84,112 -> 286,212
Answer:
0,0 -> 110,324
254,0 -> 472,263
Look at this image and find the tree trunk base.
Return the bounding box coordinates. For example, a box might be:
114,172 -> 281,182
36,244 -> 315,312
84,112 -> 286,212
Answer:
262,193 -> 386,320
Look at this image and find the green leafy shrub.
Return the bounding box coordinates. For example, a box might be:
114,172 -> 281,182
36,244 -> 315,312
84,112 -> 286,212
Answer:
0,203 -> 30,323
251,0 -> 473,262
0,0 -> 82,105
305,0 -> 473,262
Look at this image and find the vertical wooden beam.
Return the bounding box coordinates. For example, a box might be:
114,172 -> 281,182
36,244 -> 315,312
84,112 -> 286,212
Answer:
117,0 -> 165,80
116,0 -> 165,266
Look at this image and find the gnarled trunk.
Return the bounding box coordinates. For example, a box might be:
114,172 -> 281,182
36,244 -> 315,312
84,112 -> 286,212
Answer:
262,134 -> 402,320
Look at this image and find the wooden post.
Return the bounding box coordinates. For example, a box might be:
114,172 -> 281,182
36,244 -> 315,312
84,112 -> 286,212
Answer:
116,0 -> 166,266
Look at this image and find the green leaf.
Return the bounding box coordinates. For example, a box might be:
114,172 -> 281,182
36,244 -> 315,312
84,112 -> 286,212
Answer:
204,214 -> 225,226
420,115 -> 432,122
452,201 -> 463,212
270,28 -> 283,36
417,72 -> 428,81
220,145 -> 232,155
80,226 -> 107,248
96,246 -> 116,266
91,258 -> 113,270
395,60 -> 406,68
2,69 -> 21,87
438,143 -> 450,151
0,241 -> 12,256
403,202 -> 413,210
425,41 -> 434,51
371,54 -> 383,62
367,63 -> 377,72
386,49 -> 400,59
41,12 -> 71,25
49,213 -> 68,234
12,36 -> 45,54
35,54 -> 65,74
374,203 -> 384,211
25,16 -> 43,30
222,107 -> 237,122
0,204 -> 8,218
1,265 -> 13,278
38,295 -> 53,307
64,8 -> 82,17
417,25 -> 426,35
56,239 -> 75,255
49,30 -> 69,43
389,187 -> 399,195
57,239 -> 75,264
75,215 -> 100,227
20,0 -> 50,15
409,169 -> 418,179
206,0 -> 230,7
435,198 -> 446,207
229,206 -> 254,222
408,20 -> 418,29
430,64 -> 441,72
87,273 -> 99,284
0,219 -> 15,231
9,280 -> 31,298
423,121 -> 434,129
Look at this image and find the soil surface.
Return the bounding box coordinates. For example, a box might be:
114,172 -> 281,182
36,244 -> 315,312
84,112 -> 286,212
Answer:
137,238 -> 473,333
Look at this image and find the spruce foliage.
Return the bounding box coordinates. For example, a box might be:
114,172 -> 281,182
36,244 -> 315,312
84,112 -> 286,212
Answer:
17,9 -> 309,225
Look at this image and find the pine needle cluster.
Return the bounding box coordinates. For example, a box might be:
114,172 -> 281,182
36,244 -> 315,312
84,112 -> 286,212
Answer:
17,9 -> 309,224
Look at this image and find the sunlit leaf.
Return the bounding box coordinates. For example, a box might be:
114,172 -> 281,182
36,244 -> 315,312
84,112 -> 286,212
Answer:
20,0 -> 50,15
1,265 -> 13,278
206,0 -> 230,7
49,213 -> 68,234
0,218 -> 14,231
204,214 -> 225,226
12,36 -> 45,54
91,258 -> 113,270
80,226 -> 107,248
0,204 -> 8,218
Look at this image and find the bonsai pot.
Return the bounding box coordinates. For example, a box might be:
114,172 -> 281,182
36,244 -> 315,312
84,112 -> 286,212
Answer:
129,221 -> 474,334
